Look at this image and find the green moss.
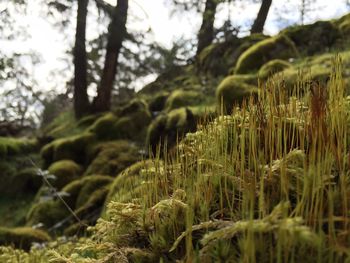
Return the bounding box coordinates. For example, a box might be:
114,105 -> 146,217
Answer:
48,160 -> 83,189
75,175 -> 113,208
85,140 -> 139,176
40,132 -> 96,167
0,227 -> 51,250
12,167 -> 42,193
198,34 -> 268,76
146,108 -> 196,154
0,137 -> 37,158
281,20 -> 341,55
88,113 -> 119,140
149,92 -> 169,112
165,90 -> 204,112
26,200 -> 69,229
216,75 -> 259,114
104,160 -> 157,208
42,111 -> 81,139
258,59 -> 292,80
235,35 -> 298,74
76,113 -> 103,128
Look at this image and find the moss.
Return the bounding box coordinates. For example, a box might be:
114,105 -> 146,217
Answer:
104,160 -> 157,208
0,227 -> 51,250
235,35 -> 298,74
198,34 -> 268,76
146,108 -> 197,154
88,113 -> 119,140
85,140 -> 139,176
258,59 -> 292,80
281,20 -> 341,55
165,90 -> 204,112
40,132 -> 95,167
26,200 -> 69,229
12,167 -> 42,193
216,75 -> 259,114
0,161 -> 17,195
149,92 -> 169,112
0,137 -> 37,158
42,111 -> 80,139
75,175 -> 113,208
48,160 -> 83,189
76,113 -> 103,128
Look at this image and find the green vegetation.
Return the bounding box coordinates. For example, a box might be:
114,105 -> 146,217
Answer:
1,13 -> 350,262
48,160 -> 83,189
0,227 -> 50,251
235,34 -> 298,74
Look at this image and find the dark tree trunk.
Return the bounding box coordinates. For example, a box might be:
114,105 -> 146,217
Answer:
74,0 -> 91,119
196,0 -> 218,56
250,0 -> 272,34
93,0 -> 128,113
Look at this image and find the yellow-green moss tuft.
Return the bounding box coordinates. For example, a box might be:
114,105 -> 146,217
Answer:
235,35 -> 298,74
165,90 -> 204,112
88,113 -> 119,140
48,160 -> 83,189
216,75 -> 259,114
258,59 -> 292,80
148,92 -> 169,112
0,137 -> 37,158
40,132 -> 95,167
85,140 -> 139,176
0,227 -> 51,250
147,108 -> 197,154
281,20 -> 341,55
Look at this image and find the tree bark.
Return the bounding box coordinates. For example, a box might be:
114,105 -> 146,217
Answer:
93,0 -> 128,113
196,0 -> 219,56
250,0 -> 272,34
74,0 -> 91,119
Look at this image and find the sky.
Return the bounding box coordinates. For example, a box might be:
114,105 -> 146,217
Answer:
1,0 -> 350,93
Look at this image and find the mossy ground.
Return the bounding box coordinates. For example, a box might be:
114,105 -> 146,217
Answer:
1,13 -> 350,261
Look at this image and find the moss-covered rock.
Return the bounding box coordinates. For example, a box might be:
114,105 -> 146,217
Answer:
0,137 -> 37,158
148,92 -> 169,112
88,100 -> 152,142
281,20 -> 341,55
146,108 -> 197,154
258,59 -> 292,80
85,140 -> 139,176
26,199 -> 69,229
0,227 -> 51,250
40,132 -> 95,167
198,34 -> 268,76
12,167 -> 42,193
48,160 -> 83,189
165,90 -> 204,112
216,75 -> 259,114
235,35 -> 298,74
0,161 -> 17,194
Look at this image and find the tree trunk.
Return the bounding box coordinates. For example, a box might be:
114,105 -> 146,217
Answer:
196,0 -> 218,56
74,0 -> 91,119
93,0 -> 128,113
250,0 -> 272,34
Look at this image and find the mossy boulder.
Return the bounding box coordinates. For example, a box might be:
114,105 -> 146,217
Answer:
26,199 -> 69,229
146,108 -> 197,154
0,161 -> 17,194
85,140 -> 139,176
198,34 -> 268,76
281,20 -> 341,55
12,167 -> 42,193
40,132 -> 95,167
165,90 -> 204,112
258,59 -> 292,80
0,137 -> 36,158
88,100 -> 152,142
48,160 -> 83,189
148,92 -> 169,112
0,227 -> 51,250
216,75 -> 259,114
235,35 -> 298,74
